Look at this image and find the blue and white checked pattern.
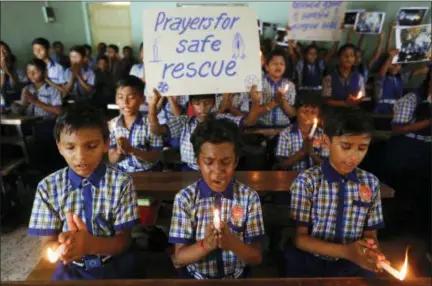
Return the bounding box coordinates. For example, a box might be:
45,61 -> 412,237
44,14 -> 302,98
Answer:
322,73 -> 365,98
392,93 -> 417,125
276,126 -> 329,171
259,76 -> 296,127
169,179 -> 265,278
23,83 -> 62,117
109,114 -> 164,172
212,93 -> 250,114
47,59 -> 66,85
166,114 -> 243,170
28,165 -> 139,237
157,96 -> 189,125
64,67 -> 95,97
290,162 -> 384,245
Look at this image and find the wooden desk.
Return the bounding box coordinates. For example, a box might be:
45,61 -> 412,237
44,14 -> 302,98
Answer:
8,278 -> 431,286
130,171 -> 395,199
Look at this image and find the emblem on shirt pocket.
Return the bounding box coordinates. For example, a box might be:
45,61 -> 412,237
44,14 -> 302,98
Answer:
312,137 -> 322,148
231,206 -> 243,222
359,185 -> 372,201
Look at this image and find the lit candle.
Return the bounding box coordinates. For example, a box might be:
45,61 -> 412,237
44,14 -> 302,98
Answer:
356,91 -> 363,100
308,118 -> 318,138
47,244 -> 65,263
380,248 -> 409,280
213,209 -> 221,230
283,83 -> 289,94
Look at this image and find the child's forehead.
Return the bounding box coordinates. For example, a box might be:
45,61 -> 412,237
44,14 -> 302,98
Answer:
59,127 -> 104,141
117,86 -> 141,95
200,141 -> 236,156
269,55 -> 285,62
332,133 -> 372,142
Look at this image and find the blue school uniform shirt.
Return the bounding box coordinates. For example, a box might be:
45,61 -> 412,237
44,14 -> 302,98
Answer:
23,83 -> 62,117
259,75 -> 296,127
28,163 -> 139,237
166,114 -> 243,170
109,113 -> 164,172
64,66 -> 95,99
47,59 -> 66,85
322,69 -> 365,101
374,71 -> 411,114
295,60 -> 325,90
212,93 -> 250,114
276,126 -> 329,171
290,160 -> 384,248
157,96 -> 189,125
169,179 -> 265,279
354,63 -> 368,83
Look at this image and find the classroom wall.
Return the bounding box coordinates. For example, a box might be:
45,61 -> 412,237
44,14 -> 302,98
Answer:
0,1 -> 87,65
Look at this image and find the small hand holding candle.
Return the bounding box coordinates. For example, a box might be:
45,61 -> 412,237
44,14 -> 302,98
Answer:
308,118 -> 318,139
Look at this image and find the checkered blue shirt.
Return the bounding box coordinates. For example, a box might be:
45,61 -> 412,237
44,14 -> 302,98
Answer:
276,125 -> 329,171
47,59 -> 66,85
259,75 -> 296,127
290,160 -> 385,247
169,179 -> 265,279
157,96 -> 189,125
392,92 -> 418,125
64,66 -> 95,97
166,114 -> 243,170
109,114 -> 164,172
212,93 -> 250,114
23,83 -> 62,117
28,164 -> 139,237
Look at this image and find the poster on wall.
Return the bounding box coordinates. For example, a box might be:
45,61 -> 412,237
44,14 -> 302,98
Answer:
274,27 -> 289,46
396,7 -> 429,26
354,12 -> 386,34
287,1 -> 347,42
143,7 -> 262,96
344,9 -> 365,27
393,24 -> 431,64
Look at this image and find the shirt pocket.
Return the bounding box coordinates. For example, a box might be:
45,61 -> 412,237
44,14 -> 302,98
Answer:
94,213 -> 115,237
351,200 -> 373,234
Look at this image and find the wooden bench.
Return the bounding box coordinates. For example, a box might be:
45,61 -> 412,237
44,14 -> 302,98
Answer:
130,171 -> 395,199
25,259 -> 56,281
14,277 -> 432,285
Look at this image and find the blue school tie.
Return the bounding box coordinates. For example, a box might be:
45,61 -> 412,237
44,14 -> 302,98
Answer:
334,179 -> 346,243
309,64 -> 315,75
214,194 -> 225,277
82,179 -> 94,234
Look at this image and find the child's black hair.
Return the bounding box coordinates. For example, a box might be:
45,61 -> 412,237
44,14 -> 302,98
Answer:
189,94 -> 216,102
337,43 -> 357,57
304,44 -> 319,56
83,44 -> 92,54
69,45 -> 86,58
32,38 -> 50,50
52,41 -> 63,48
108,44 -> 119,54
265,48 -> 287,65
54,102 -> 109,142
294,90 -> 323,109
323,106 -> 374,139
116,75 -> 145,95
123,46 -> 132,52
190,115 -> 242,158
97,55 -> 109,63
26,58 -> 47,75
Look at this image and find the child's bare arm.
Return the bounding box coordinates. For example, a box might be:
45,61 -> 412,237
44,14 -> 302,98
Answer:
369,32 -> 385,69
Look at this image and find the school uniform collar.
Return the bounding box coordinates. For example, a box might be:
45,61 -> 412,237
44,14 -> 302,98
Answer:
68,163 -> 107,189
322,159 -> 359,184
118,113 -> 144,127
48,58 -> 56,68
198,178 -> 234,200
290,123 -> 300,134
265,74 -> 284,87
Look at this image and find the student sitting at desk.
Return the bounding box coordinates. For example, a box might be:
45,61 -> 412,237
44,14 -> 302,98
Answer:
286,107 -> 387,277
108,75 -> 164,172
28,103 -> 142,280
275,91 -> 328,171
169,117 -> 265,279
148,87 -> 260,171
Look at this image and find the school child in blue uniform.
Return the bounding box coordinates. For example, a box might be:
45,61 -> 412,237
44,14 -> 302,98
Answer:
28,103 -> 143,280
322,44 -> 365,107
294,45 -> 326,91
285,107 -> 387,277
169,117 -> 265,279
0,41 -> 27,104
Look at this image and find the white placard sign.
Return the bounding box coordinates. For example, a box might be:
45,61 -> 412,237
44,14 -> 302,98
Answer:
143,7 -> 262,96
288,1 -> 347,42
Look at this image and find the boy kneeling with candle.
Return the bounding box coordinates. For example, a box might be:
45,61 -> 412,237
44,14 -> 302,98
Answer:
285,107 -> 388,277
169,117 -> 265,279
28,103 -> 142,280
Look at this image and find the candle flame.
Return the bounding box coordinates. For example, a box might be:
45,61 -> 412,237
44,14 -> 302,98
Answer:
213,209 -> 221,230
47,247 -> 59,263
356,91 -> 363,99
283,83 -> 289,93
313,118 -> 318,125
398,247 -> 409,280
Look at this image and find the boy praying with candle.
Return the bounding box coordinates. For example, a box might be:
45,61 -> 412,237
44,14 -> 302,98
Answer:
28,103 -> 142,280
285,107 -> 387,277
169,117 -> 265,279
275,91 -> 328,171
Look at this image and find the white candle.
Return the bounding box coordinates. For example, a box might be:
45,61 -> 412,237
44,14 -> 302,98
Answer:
356,91 -> 363,100
213,209 -> 221,230
47,244 -> 65,263
283,83 -> 289,93
308,118 -> 318,138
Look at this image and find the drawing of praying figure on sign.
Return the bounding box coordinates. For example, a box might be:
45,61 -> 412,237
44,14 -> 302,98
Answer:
143,7 -> 262,96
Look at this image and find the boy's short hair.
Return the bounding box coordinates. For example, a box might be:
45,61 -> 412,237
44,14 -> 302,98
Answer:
265,48 -> 286,65
69,45 -> 86,58
294,90 -> 323,109
116,75 -> 145,95
123,46 -> 132,52
54,102 -> 109,142
83,44 -> 92,53
97,55 -> 109,63
26,58 -> 47,75
108,44 -> 119,54
323,107 -> 374,139
304,44 -> 319,55
32,38 -> 50,50
190,115 -> 242,158
189,94 -> 215,102
52,41 -> 63,48
337,43 -> 356,57
98,42 -> 107,48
